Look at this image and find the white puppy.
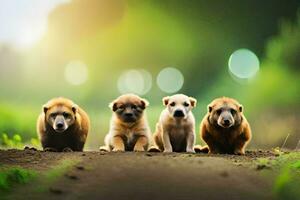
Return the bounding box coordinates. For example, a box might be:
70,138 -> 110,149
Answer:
150,94 -> 197,153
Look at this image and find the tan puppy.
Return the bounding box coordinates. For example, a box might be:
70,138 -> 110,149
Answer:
150,94 -> 197,153
100,94 -> 151,152
199,97 -> 251,155
37,97 -> 90,152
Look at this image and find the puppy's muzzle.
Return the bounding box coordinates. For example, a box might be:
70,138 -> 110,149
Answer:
173,109 -> 185,118
54,116 -> 67,132
218,117 -> 234,128
56,122 -> 64,129
123,112 -> 136,122
124,112 -> 133,117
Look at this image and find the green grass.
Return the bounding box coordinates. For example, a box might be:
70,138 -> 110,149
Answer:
0,102 -> 38,142
34,158 -> 81,193
0,159 -> 81,197
264,152 -> 300,200
0,167 -> 36,192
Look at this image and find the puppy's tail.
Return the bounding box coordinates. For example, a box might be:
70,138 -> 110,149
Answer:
194,145 -> 209,153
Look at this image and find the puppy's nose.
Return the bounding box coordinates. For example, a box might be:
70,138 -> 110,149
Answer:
124,113 -> 133,117
56,122 -> 64,128
223,119 -> 230,125
174,109 -> 184,117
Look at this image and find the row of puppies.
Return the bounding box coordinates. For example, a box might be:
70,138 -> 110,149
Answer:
37,94 -> 251,154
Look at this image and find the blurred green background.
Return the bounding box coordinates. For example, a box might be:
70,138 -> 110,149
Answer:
0,0 -> 300,150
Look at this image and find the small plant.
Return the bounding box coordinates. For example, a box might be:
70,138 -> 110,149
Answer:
0,133 -> 41,149
0,133 -> 23,149
272,147 -> 284,156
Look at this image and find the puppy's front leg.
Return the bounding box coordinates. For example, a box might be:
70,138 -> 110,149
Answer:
162,130 -> 172,153
134,135 -> 148,152
186,132 -> 195,153
111,135 -> 125,152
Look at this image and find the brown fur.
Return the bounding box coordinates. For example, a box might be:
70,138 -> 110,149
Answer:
100,94 -> 151,152
37,97 -> 90,152
199,97 -> 251,155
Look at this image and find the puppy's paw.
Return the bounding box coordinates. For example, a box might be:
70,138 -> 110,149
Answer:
186,148 -> 195,153
112,147 -> 125,152
194,145 -> 209,153
133,146 -> 145,152
44,147 -> 58,152
99,146 -> 109,152
148,146 -> 161,152
208,149 -> 220,154
163,149 -> 172,153
63,147 -> 73,152
234,149 -> 245,155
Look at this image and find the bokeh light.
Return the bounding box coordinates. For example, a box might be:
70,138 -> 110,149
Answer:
228,49 -> 260,79
0,0 -> 70,49
117,69 -> 152,95
65,60 -> 88,86
156,67 -> 184,93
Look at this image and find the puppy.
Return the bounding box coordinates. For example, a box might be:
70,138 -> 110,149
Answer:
150,94 -> 197,153
100,94 -> 151,152
37,97 -> 90,152
199,97 -> 251,155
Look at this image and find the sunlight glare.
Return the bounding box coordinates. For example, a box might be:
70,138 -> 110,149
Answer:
0,0 -> 71,49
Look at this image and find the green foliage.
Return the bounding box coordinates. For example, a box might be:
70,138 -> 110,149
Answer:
1,133 -> 23,149
0,167 -> 36,191
0,102 -> 38,141
0,133 -> 40,149
271,152 -> 300,200
266,15 -> 300,71
291,160 -> 300,169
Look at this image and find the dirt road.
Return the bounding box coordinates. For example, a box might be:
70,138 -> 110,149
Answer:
0,149 -> 276,200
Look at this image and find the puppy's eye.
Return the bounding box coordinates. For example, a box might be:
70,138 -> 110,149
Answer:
230,109 -> 237,115
183,102 -> 189,107
118,105 -> 125,110
50,113 -> 56,118
216,109 -> 222,115
63,112 -> 70,118
170,102 -> 176,107
132,105 -> 137,110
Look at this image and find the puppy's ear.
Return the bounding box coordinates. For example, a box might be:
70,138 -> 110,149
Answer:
72,104 -> 78,113
140,98 -> 149,110
162,96 -> 170,106
109,101 -> 118,112
239,104 -> 243,112
189,97 -> 197,107
207,104 -> 213,113
43,105 -> 48,114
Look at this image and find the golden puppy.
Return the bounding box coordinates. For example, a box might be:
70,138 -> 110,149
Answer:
150,94 -> 197,153
198,97 -> 252,155
37,97 -> 90,152
100,94 -> 151,152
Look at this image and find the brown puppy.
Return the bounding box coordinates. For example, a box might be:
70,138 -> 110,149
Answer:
150,94 -> 197,153
100,94 -> 151,152
199,97 -> 251,155
37,97 -> 90,152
